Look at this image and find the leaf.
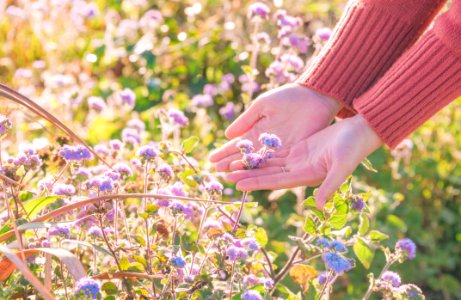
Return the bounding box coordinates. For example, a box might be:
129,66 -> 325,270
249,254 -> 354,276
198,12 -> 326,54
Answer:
361,158 -> 378,173
329,201 -> 348,230
120,256 -> 130,271
61,239 -> 112,256
35,248 -> 86,280
353,237 -> 374,269
23,196 -> 60,219
0,246 -> 54,300
101,282 -> 118,295
289,265 -> 317,292
368,230 -> 390,242
386,215 -> 408,232
254,227 -> 268,247
206,228 -> 225,239
358,214 -> 370,236
17,220 -> 77,231
303,216 -> 316,235
181,136 -> 199,154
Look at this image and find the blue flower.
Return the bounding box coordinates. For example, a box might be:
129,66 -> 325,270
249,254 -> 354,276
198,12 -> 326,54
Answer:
351,196 -> 365,211
0,114 -> 12,135
322,252 -> 353,274
395,238 -> 417,260
59,145 -> 93,161
316,237 -> 330,248
49,225 -> 70,239
329,240 -> 347,253
137,145 -> 159,161
168,108 -> 189,127
242,289 -> 263,300
170,256 -> 186,268
75,277 -> 101,299
226,245 -> 248,262
381,271 -> 401,287
258,133 -> 282,150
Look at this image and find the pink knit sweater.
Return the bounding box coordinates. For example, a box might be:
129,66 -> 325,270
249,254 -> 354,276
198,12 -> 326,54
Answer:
297,0 -> 461,148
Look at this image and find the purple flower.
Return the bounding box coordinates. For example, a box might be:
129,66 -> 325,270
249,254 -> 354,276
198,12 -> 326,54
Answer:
287,34 -> 310,53
226,245 -> 248,262
317,272 -> 329,284
52,183 -> 76,196
139,9 -> 163,30
75,277 -> 101,299
137,145 -> 158,161
248,2 -> 270,19
395,238 -> 416,260
256,32 -> 271,45
222,73 -> 235,84
265,61 -> 289,82
0,115 -> 12,135
41,240 -> 51,247
86,176 -> 114,192
191,94 -> 213,107
127,118 -> 146,132
322,252 -> 353,274
110,139 -> 123,150
170,256 -> 186,268
12,148 -> 42,170
316,27 -> 332,41
381,271 -> 401,287
219,102 -> 236,120
397,284 -> 423,299
59,145 -> 93,161
278,15 -> 301,29
113,163 -> 133,177
49,225 -> 70,239
243,275 -> 260,287
242,290 -> 263,300
168,109 -> 189,127
351,196 -> 365,211
118,88 -> 136,107
88,226 -> 103,237
88,96 -> 106,112
316,237 -> 330,248
261,277 -> 274,288
170,182 -> 187,197
329,240 -> 347,253
243,153 -> 263,169
157,164 -> 174,180
94,144 -> 110,156
242,238 -> 260,251
121,128 -> 141,145
205,179 -> 223,199
203,84 -> 218,96
236,139 -> 254,154
259,133 -> 282,150
281,54 -> 304,72
155,189 -> 172,207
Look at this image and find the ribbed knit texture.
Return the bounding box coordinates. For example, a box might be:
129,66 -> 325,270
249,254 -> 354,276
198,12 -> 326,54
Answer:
296,0 -> 445,118
354,1 -> 461,148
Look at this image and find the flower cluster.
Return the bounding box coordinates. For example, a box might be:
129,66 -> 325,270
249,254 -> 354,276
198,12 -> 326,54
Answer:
59,145 -> 93,161
75,277 -> 101,299
237,133 -> 281,169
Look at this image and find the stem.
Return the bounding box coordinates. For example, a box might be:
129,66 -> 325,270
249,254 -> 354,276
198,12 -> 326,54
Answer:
232,191 -> 248,232
228,261 -> 236,300
197,241 -> 214,275
362,259 -> 395,300
316,271 -> 335,300
143,162 -> 152,274
195,206 -> 209,244
169,150 -> 198,174
260,248 -> 275,279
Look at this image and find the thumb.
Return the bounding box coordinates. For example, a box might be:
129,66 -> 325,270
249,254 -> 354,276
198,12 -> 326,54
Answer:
315,163 -> 351,210
225,101 -> 261,139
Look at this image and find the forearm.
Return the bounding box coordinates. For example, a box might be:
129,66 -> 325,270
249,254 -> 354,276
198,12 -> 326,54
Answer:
297,0 -> 446,117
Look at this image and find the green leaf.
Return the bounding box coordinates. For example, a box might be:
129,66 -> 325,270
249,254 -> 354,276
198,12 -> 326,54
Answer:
182,136 -> 199,154
303,216 -> 316,235
254,227 -> 268,247
329,201 -> 348,230
23,196 -> 60,219
61,239 -> 112,256
120,256 -> 130,271
128,262 -> 145,272
358,214 -> 370,236
368,230 -> 390,242
180,169 -> 198,188
386,215 -> 408,232
361,158 -> 378,173
353,237 -> 374,269
101,282 -> 118,295
303,197 -> 325,221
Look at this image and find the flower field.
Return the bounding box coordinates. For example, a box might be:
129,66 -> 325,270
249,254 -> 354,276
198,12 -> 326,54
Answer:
0,0 -> 460,299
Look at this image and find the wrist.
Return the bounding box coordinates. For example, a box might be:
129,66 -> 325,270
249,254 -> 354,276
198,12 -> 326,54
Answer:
351,114 -> 384,153
293,83 -> 342,116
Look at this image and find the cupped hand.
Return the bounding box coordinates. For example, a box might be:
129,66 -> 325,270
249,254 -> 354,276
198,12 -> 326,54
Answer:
224,115 -> 383,209
209,83 -> 341,172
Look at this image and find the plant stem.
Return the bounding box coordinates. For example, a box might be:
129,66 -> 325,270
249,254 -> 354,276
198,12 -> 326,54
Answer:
228,261 -> 236,300
143,162 -> 153,274
260,248 -> 275,279
232,191 -> 248,232
362,259 -> 395,300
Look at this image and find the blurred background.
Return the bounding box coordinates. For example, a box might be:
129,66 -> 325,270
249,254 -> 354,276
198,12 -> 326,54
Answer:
0,0 -> 460,299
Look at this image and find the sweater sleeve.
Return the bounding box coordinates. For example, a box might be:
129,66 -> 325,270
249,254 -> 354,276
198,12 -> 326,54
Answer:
296,0 -> 446,118
353,0 -> 461,148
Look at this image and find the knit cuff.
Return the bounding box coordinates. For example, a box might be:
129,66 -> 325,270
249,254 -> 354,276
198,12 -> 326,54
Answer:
296,1 -> 431,114
354,31 -> 461,148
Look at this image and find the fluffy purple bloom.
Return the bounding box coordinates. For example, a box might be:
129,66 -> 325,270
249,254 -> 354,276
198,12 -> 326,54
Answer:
395,238 -> 417,260
248,2 -> 270,19
242,290 -> 263,300
59,145 -> 93,161
278,15 -> 301,29
12,148 -> 42,170
170,182 -> 187,197
86,176 -> 114,192
155,189 -> 172,207
329,240 -> 347,253
170,256 -> 186,268
316,237 -> 330,248
110,139 -> 123,150
256,32 -> 271,45
287,33 -> 310,53
351,196 -> 365,211
137,145 -> 158,161
52,183 -> 76,196
236,139 -> 254,154
87,96 -> 106,112
243,275 -> 261,287
316,27 -> 332,41
203,84 -> 218,96
75,277 -> 101,299
381,271 -> 401,287
88,225 -> 103,237
127,118 -> 146,132
157,164 -> 174,180
94,144 -> 110,156
265,60 -> 289,82
118,88 -> 136,107
322,252 -> 353,274
121,128 -> 141,145
259,133 -> 282,150
113,163 -> 133,177
191,94 -> 213,107
49,225 -> 70,239
243,153 -> 263,169
397,284 -> 423,299
139,9 -> 163,30
219,102 -> 236,120
226,245 -> 248,262
0,115 -> 12,135
41,240 -> 51,247
242,238 -> 260,251
222,73 -> 235,84
168,109 -> 189,127
281,54 -> 304,71
205,179 -> 223,198
170,201 -> 193,219
317,272 -> 329,284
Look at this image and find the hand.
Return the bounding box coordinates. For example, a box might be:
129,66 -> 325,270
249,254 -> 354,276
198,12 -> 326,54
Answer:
224,115 -> 383,209
209,83 -> 341,171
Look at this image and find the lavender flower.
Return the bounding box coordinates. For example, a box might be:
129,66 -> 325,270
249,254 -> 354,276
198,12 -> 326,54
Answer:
12,148 -> 42,170
170,182 -> 187,197
49,225 -> 70,239
322,252 -> 353,274
317,272 -> 329,284
52,183 -> 76,196
191,94 -> 213,107
87,96 -> 106,112
118,88 -> 136,107
203,84 -> 218,96
168,108 -> 189,127
259,133 -> 282,150
248,2 -> 270,19
243,153 -> 263,169
397,284 -> 424,299
59,145 -> 93,161
316,237 -> 330,248
88,225 -> 103,238
395,238 -> 417,260
113,163 -> 133,177
219,102 -> 236,120
127,118 -> 146,132
122,128 -> 141,145
226,245 -> 249,262
0,115 -> 12,136
170,256 -> 186,268
316,27 -> 332,41
157,164 -> 174,180
242,238 -> 260,251
381,271 -> 401,287
236,139 -> 254,154
351,196 -> 365,211
137,145 -> 158,161
74,277 -> 101,299
242,290 -> 263,300
110,139 -> 122,150
205,179 -> 223,199
329,240 -> 347,253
